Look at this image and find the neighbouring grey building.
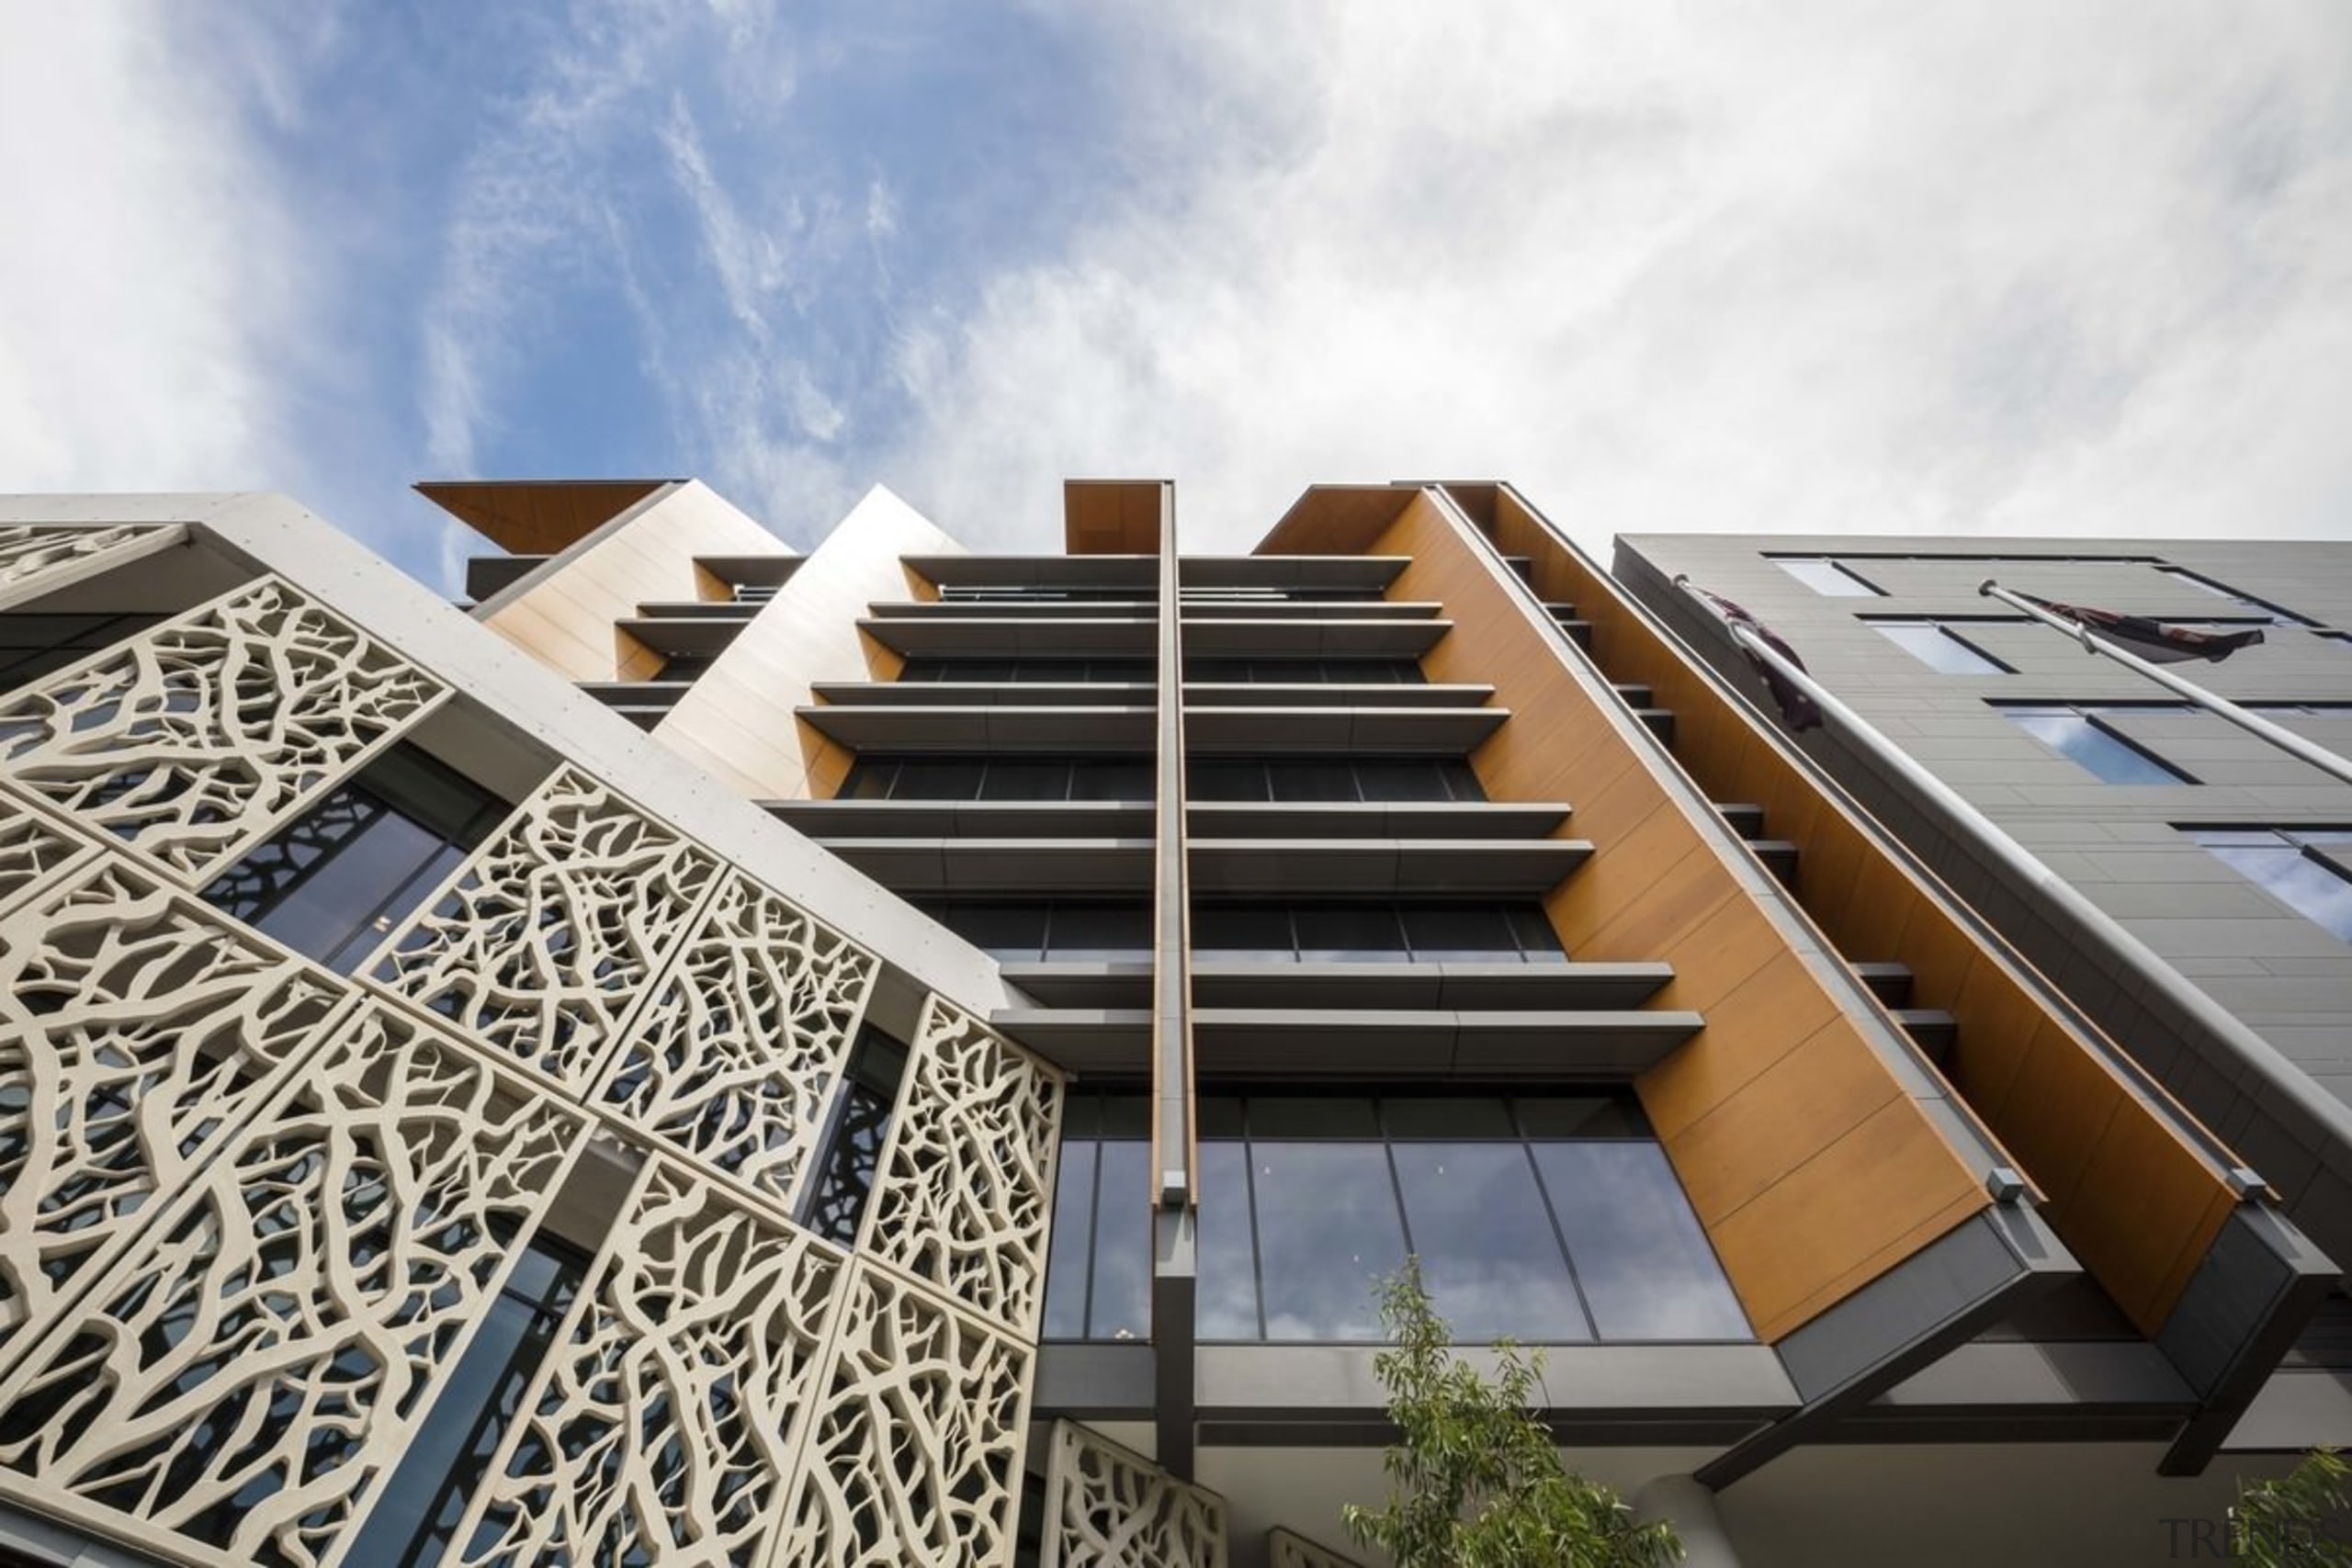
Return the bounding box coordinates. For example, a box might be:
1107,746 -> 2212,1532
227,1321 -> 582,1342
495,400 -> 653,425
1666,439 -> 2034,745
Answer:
0,482 -> 2340,1568
1616,536 -> 2352,1272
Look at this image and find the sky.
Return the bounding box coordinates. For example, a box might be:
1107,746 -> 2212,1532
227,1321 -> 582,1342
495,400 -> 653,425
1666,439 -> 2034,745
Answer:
1,1 -> 2347,589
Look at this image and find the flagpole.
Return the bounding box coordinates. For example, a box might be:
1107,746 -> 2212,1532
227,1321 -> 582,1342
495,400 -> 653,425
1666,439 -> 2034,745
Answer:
1981,579 -> 2352,789
1671,572 -> 2352,1174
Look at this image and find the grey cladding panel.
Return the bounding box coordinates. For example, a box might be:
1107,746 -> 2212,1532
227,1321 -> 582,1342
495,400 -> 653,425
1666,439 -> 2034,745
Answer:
2156,1206 -> 2335,1400
1775,1210 -> 2048,1405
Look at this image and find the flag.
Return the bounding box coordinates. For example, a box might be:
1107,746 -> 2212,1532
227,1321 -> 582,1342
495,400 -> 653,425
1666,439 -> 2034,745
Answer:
1687,585 -> 1823,731
2016,592 -> 2266,664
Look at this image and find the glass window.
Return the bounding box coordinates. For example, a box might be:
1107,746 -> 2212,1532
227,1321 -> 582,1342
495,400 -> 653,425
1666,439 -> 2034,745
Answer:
346,1233 -> 588,1566
1403,906 -> 1519,961
1248,1097 -> 1381,1139
1513,1096 -> 1648,1139
889,758 -> 986,799
2001,705 -> 2193,784
1053,1091 -> 1741,1346
1295,906 -> 1405,963
1185,903 -> 1559,964
1041,1141 -> 1096,1338
2154,567 -> 2310,626
1250,1142 -> 1408,1340
260,811 -> 458,966
1392,1144 -> 1590,1343
1044,902 -> 1154,960
1531,1143 -> 1750,1339
841,760 -> 898,799
1439,760 -> 1487,801
1190,760 -> 1267,801
1871,620 -> 2013,675
1042,1096 -> 1160,1342
978,759 -> 1070,800
1196,1141 -> 1261,1338
1770,557 -> 1883,596
1087,1139 -> 1154,1340
923,901 -> 1048,960
1070,758 -> 1153,801
1354,761 -> 1453,803
198,745 -> 504,974
0,611 -> 167,693
2188,829 -> 2352,942
1269,760 -> 1359,803
1193,905 -> 1295,960
799,1031 -> 908,1245
1507,905 -> 1565,961
1383,1097 -> 1516,1139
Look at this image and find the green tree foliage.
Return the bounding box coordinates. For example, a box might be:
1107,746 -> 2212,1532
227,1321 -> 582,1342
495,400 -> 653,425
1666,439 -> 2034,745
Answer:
1341,1259 -> 1682,1568
2233,1449 -> 2352,1566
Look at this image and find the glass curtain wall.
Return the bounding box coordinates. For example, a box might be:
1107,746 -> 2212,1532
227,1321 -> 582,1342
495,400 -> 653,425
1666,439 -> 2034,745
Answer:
197,744 -> 509,974
1043,1092 -> 1750,1346
918,901 -> 1566,964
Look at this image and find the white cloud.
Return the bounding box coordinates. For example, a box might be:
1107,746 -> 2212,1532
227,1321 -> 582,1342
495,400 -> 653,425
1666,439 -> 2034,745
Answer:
0,5 -> 312,493
418,2 -> 671,478
14,0 -> 2343,581
879,1 -> 2352,555
658,96 -> 789,341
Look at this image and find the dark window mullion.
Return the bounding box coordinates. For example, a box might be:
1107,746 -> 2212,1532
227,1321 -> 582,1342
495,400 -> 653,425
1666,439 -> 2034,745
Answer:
207,784 -> 385,931
2086,713 -> 2199,784
1378,1101 -> 1419,1261
1239,1102 -> 1270,1339
316,843 -> 459,974
1080,1128 -> 1106,1338
1510,1101 -> 1600,1340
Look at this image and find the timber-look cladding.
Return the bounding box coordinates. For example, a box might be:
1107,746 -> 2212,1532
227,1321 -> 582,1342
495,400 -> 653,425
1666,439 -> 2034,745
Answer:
482,485 -> 778,683
1361,491 -> 1986,1344
1486,488 -> 2237,1335
654,499 -> 946,802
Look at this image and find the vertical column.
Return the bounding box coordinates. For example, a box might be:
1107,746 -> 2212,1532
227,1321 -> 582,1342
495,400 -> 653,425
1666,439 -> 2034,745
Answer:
1147,480 -> 1200,1476
1634,1474 -> 1745,1568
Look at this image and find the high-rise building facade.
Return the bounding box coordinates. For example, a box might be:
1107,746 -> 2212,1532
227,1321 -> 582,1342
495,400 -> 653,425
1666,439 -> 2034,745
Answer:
0,480 -> 2340,1568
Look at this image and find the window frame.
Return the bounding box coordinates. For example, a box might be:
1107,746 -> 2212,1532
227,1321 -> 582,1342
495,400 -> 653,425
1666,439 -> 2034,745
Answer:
195,743 -> 509,974
1766,555 -> 1885,597
2183,826 -> 2352,942
1041,1089 -> 1751,1348
1865,617 -> 2018,675
2153,565 -> 2314,627
1992,702 -> 2199,785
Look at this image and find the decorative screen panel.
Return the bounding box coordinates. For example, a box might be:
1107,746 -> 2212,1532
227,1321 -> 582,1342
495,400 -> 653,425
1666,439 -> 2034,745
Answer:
1269,1526 -> 1365,1568
450,1160 -> 846,1566
1039,1420 -> 1229,1568
773,1261 -> 1030,1568
372,767 -> 720,1089
0,1007 -> 582,1568
862,997 -> 1063,1335
596,871 -> 876,1210
0,523 -> 174,611
0,788 -> 90,914
0,576 -> 447,881
0,860 -> 343,1338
